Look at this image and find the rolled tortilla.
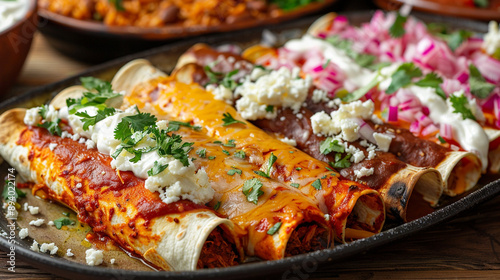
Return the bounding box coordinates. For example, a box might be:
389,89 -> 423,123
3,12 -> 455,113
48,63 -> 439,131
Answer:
0,108 -> 241,271
171,46 -> 444,220
49,85 -> 333,261
239,42 -> 483,198
112,59 -> 387,242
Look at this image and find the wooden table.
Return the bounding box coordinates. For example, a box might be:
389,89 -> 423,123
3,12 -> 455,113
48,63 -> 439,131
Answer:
2,22 -> 500,280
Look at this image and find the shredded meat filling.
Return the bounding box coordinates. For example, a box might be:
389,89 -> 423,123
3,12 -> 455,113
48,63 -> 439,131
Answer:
197,227 -> 239,269
285,223 -> 328,257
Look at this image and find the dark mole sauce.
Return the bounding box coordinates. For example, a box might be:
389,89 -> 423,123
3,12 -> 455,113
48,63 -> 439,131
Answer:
17,127 -> 206,224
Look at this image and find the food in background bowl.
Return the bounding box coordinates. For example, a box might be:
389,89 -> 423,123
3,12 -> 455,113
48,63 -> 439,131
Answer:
0,0 -> 37,95
38,0 -> 325,28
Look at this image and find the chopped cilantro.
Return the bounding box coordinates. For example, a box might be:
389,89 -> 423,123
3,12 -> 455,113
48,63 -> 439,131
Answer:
167,121 -> 202,132
222,150 -> 230,156
267,222 -> 282,235
234,150 -> 246,159
213,141 -> 223,144
311,179 -> 322,190
208,156 -> 216,160
386,63 -> 423,94
469,64 -> 495,99
242,178 -> 264,204
62,212 -> 70,217
147,161 -> 169,176
295,167 -> 302,171
227,168 -> 242,176
196,149 -> 206,158
447,30 -> 473,51
204,66 -> 240,90
114,113 -> 157,141
389,13 -> 407,38
437,135 -> 447,144
75,107 -> 116,130
1,180 -> 25,201
331,153 -> 352,168
414,72 -> 446,100
222,112 -> 245,126
213,201 -> 221,211
253,170 -> 270,178
223,139 -> 236,147
290,183 -> 300,188
319,138 -> 345,155
449,94 -> 476,120
37,119 -> 62,136
267,153 -> 278,175
68,78 -> 121,113
265,105 -> 274,113
54,217 -> 73,229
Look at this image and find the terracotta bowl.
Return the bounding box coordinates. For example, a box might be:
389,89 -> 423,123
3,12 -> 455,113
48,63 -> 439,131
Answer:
0,0 -> 38,96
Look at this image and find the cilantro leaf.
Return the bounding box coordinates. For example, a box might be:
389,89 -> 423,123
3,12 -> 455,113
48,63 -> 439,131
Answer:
37,119 -> 62,136
69,78 -> 121,113
196,149 -> 207,158
267,153 -> 277,175
208,156 -> 216,160
331,153 -> 352,168
222,150 -> 230,156
311,179 -> 322,190
54,217 -> 73,229
204,66 -> 240,90
168,121 -> 202,132
242,178 -> 264,204
386,63 -> 422,94
80,77 -> 108,91
147,161 -> 169,176
223,139 -> 236,147
253,170 -> 270,178
389,13 -> 407,38
265,105 -> 274,113
447,30 -> 472,51
234,150 -> 246,159
290,183 -> 300,188
319,138 -> 345,155
449,94 -> 476,120
75,107 -> 116,131
213,201 -> 221,211
222,112 -> 245,126
267,222 -> 282,235
469,64 -> 495,99
227,168 -> 242,176
414,72 -> 447,100
1,180 -> 26,201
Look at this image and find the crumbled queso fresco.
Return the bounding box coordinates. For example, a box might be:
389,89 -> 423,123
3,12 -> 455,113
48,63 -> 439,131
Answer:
85,248 -> 104,266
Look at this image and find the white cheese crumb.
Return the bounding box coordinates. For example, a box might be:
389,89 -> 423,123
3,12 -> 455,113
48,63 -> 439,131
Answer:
19,228 -> 28,239
23,202 -> 28,211
40,243 -> 58,255
71,133 -> 80,141
49,143 -> 58,151
235,67 -> 312,120
312,89 -> 329,103
75,183 -> 82,189
324,214 -> 330,222
210,84 -> 233,104
30,240 -> 39,252
48,221 -> 54,226
61,131 -> 72,139
296,113 -> 303,119
66,249 -> 74,257
78,138 -> 86,144
373,132 -> 393,152
85,249 -> 104,266
86,139 -> 96,149
354,167 -> 375,178
29,218 -> 45,227
280,116 -> 286,121
367,150 -> 376,160
28,206 -> 39,215
351,150 -> 366,164
24,107 -> 42,126
110,258 -> 116,264
279,137 -> 297,146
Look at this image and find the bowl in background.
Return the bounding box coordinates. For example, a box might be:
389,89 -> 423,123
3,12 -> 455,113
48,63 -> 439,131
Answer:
0,0 -> 38,96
